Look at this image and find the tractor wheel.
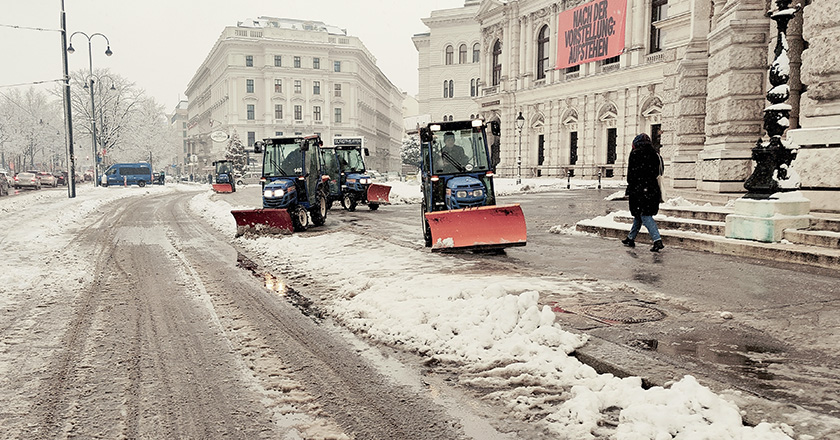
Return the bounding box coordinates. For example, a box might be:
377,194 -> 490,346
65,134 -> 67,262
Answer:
138,180 -> 146,188
421,204 -> 432,248
310,191 -> 328,226
341,193 -> 357,212
290,206 -> 308,232
369,203 -> 379,211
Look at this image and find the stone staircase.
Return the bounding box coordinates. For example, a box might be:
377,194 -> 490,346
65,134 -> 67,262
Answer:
576,205 -> 840,269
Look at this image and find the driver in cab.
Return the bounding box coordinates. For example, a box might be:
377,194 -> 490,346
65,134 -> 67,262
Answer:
440,132 -> 469,171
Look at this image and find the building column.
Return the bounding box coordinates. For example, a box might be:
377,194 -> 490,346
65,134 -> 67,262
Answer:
697,0 -> 770,193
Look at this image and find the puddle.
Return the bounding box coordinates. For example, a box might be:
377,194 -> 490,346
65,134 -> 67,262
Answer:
237,253 -> 324,322
653,336 -> 782,382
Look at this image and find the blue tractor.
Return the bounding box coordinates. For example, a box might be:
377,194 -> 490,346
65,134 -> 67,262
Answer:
211,159 -> 235,192
320,137 -> 391,211
419,119 -> 527,251
231,135 -> 329,235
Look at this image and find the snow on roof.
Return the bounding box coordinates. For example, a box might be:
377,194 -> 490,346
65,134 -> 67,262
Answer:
236,16 -> 347,36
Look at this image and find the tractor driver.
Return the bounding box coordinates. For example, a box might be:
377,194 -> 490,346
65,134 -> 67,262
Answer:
440,131 -> 469,171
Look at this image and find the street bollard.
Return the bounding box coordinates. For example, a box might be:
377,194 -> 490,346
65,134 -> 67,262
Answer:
597,171 -> 602,189
567,170 -> 571,189
124,176 -> 127,187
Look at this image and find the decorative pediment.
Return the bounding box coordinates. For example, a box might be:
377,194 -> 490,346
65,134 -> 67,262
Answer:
531,113 -> 545,129
562,108 -> 578,126
598,103 -> 618,127
477,0 -> 507,20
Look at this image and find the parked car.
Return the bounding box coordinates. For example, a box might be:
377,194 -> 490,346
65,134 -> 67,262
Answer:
235,171 -> 262,186
54,171 -> 67,186
0,172 -> 10,196
13,172 -> 41,190
37,172 -> 58,187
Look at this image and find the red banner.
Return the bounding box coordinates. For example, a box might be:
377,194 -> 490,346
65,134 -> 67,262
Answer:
556,0 -> 627,69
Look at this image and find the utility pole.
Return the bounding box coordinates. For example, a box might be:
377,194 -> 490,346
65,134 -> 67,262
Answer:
60,0 -> 76,197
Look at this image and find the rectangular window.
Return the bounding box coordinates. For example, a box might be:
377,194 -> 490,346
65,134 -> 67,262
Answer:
334,84 -> 342,97
313,57 -> 320,69
603,55 -> 620,65
313,106 -> 321,121
246,104 -> 255,120
275,104 -> 283,119
566,65 -> 580,74
313,81 -> 320,95
334,107 -> 342,123
650,0 -> 668,53
274,79 -> 282,93
334,61 -> 341,72
245,55 -> 253,67
569,132 -> 578,166
294,56 -> 301,68
247,132 -> 255,147
294,80 -> 301,94
294,105 -> 302,120
275,131 -> 283,136
274,55 -> 281,67
246,79 -> 254,93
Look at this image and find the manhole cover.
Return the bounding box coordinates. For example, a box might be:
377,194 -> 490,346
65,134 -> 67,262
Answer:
576,302 -> 666,324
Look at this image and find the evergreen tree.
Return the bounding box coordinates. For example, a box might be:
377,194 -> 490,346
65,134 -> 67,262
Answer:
224,130 -> 247,176
400,135 -> 421,170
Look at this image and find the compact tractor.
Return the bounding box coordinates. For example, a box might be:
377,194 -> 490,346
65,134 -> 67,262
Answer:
231,135 -> 329,236
320,137 -> 391,211
419,119 -> 527,251
211,159 -> 236,193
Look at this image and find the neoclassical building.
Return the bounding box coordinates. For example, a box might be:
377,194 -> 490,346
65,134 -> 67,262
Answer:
184,17 -> 405,174
417,0 -> 840,211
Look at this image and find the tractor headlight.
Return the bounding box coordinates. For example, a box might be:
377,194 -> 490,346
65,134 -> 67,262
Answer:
473,189 -> 483,197
264,188 -> 284,198
456,190 -> 467,198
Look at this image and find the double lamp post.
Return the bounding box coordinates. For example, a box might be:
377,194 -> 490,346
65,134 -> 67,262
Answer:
67,31 -> 112,187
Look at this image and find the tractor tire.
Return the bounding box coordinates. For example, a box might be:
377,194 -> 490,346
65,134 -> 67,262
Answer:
369,203 -> 379,211
310,191 -> 328,226
290,206 -> 308,232
421,203 -> 432,248
342,193 -> 357,212
138,180 -> 146,188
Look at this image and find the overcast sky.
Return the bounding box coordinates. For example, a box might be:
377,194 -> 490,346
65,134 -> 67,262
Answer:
1,0 -> 465,111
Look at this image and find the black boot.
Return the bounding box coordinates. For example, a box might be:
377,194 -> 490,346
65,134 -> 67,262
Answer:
621,237 -> 635,248
650,240 -> 664,252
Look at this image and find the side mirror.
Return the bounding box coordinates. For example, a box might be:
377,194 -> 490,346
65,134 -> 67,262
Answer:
300,142 -> 310,152
490,121 -> 501,136
420,127 -> 433,143
254,141 -> 263,154
211,161 -> 217,166
364,148 -> 370,157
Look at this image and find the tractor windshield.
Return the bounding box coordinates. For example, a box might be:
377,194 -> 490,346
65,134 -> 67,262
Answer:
215,162 -> 231,174
264,143 -> 304,177
335,148 -> 365,173
430,128 -> 490,174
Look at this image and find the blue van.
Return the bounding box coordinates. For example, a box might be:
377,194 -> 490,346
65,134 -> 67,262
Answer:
100,162 -> 154,187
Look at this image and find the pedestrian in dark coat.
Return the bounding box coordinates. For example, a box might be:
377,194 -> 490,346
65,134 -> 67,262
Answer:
622,133 -> 665,252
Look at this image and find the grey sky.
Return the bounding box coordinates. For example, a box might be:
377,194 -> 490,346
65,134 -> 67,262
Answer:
1,0 -> 464,111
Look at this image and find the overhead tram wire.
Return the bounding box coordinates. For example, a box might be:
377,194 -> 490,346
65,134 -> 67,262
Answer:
0,23 -> 62,32
0,79 -> 64,89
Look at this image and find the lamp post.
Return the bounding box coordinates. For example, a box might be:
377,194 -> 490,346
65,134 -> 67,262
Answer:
515,111 -> 525,185
67,31 -> 112,187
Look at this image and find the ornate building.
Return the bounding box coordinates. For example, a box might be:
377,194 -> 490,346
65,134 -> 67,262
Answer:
417,0 -> 840,211
184,17 -> 404,174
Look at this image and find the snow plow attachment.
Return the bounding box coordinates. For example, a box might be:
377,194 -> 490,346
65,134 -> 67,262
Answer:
425,204 -> 527,252
367,183 -> 391,204
231,209 -> 294,237
212,183 -> 234,193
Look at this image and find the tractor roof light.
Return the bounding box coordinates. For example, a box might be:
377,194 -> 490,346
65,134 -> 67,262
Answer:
471,119 -> 483,127
431,175 -> 440,182
485,171 -> 494,177
430,124 -> 441,132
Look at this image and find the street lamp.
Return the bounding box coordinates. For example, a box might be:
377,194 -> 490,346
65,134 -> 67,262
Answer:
515,111 -> 525,185
68,31 -> 112,187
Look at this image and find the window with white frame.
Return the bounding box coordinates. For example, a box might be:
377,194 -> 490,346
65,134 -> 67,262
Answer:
274,79 -> 282,93
294,105 -> 302,120
246,79 -> 254,93
274,55 -> 281,67
245,55 -> 253,67
294,80 -> 301,94
246,104 -> 255,120
334,107 -> 342,123
313,81 -> 320,95
313,106 -> 321,121
275,104 -> 283,119
334,83 -> 342,97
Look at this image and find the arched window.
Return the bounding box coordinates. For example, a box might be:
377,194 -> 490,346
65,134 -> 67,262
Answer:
470,79 -> 475,97
492,40 -> 502,86
472,43 -> 480,63
443,80 -> 449,98
459,44 -> 467,64
448,80 -> 454,98
445,45 -> 454,65
537,25 -> 550,80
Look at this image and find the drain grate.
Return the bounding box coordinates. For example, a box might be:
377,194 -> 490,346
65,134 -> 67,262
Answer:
575,302 -> 666,324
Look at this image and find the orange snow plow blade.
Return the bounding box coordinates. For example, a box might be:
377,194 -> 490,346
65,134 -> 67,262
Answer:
367,183 -> 391,204
212,183 -> 234,193
231,209 -> 293,237
425,204 -> 527,252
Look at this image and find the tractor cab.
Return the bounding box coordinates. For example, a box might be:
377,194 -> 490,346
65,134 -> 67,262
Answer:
320,137 -> 390,211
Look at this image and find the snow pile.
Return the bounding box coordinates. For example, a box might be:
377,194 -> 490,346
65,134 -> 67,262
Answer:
188,193 -> 796,439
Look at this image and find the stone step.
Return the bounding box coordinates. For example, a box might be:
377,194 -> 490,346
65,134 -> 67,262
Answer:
658,206 -> 732,223
784,229 -> 840,249
615,213 -> 726,236
809,215 -> 840,233
576,218 -> 840,270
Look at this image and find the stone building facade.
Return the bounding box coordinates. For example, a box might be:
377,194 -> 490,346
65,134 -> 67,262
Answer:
417,0 -> 840,211
184,17 -> 405,174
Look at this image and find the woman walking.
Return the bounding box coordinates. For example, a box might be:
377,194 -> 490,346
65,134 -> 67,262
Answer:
622,133 -> 665,252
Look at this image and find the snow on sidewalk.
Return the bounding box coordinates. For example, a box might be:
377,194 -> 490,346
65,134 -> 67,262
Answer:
190,190 -> 795,439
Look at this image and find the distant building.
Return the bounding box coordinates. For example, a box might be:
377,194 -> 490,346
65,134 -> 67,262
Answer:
169,100 -> 190,178
415,0 -> 840,211
184,17 -> 405,173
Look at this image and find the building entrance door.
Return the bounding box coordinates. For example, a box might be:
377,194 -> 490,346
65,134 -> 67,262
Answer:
606,128 -> 617,177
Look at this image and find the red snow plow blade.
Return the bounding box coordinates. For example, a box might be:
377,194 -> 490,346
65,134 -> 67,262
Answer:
231,209 -> 293,237
367,183 -> 391,204
212,183 -> 234,193
425,204 -> 527,252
